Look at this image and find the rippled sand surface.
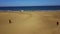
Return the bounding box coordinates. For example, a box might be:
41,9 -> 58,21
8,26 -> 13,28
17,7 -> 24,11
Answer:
0,11 -> 60,34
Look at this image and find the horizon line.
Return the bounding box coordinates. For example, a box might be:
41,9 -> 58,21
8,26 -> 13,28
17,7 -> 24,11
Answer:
0,5 -> 60,7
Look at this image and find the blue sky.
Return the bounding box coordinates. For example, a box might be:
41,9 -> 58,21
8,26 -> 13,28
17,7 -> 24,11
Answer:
0,0 -> 60,6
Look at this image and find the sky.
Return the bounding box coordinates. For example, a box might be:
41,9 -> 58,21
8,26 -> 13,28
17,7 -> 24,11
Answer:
0,0 -> 60,6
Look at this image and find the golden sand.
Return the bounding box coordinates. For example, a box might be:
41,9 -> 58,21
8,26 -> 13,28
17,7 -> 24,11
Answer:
0,11 -> 60,34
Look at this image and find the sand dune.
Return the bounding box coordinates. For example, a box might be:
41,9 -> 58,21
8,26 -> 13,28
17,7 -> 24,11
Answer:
0,11 -> 60,34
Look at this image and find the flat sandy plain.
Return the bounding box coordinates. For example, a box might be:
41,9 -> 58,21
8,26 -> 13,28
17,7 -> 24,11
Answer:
0,11 -> 60,34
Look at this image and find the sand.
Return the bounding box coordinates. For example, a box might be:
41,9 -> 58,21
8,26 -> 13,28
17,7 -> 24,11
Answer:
0,11 -> 60,34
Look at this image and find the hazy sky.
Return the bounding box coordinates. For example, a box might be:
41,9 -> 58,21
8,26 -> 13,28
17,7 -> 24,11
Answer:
0,0 -> 60,6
